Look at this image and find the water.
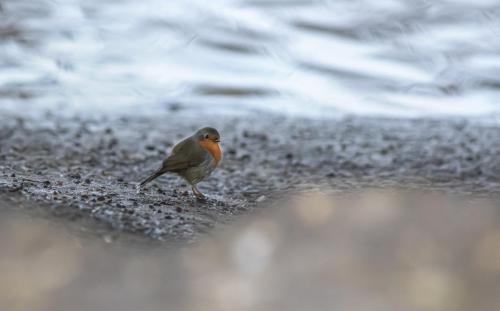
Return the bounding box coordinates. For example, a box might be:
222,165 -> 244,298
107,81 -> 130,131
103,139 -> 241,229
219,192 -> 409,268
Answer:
1,0 -> 500,117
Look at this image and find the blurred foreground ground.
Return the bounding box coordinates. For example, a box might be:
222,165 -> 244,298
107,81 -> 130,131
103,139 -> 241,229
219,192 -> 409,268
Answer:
1,190 -> 500,311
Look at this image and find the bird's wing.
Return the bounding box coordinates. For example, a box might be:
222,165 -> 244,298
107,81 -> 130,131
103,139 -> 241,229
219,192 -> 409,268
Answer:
171,137 -> 191,154
161,138 -> 205,172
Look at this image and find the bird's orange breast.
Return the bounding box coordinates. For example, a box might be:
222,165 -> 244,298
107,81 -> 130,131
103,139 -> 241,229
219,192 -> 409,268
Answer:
198,139 -> 222,165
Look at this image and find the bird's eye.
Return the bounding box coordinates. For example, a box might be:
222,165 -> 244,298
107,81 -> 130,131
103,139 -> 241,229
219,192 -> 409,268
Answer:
204,134 -> 210,139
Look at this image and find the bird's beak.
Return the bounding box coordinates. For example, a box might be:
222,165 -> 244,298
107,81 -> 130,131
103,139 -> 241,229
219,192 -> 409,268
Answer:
214,139 -> 220,143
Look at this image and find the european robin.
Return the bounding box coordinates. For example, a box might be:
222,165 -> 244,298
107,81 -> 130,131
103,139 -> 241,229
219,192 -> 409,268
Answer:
137,127 -> 222,200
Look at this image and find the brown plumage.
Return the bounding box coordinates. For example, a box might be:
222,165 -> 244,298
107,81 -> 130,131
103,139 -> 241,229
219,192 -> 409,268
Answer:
137,127 -> 222,200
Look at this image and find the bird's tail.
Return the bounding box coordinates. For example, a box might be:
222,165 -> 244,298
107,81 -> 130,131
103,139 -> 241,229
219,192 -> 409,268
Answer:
138,170 -> 165,189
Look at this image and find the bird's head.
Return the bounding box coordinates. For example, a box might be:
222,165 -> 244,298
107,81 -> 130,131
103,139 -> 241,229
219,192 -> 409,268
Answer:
195,127 -> 220,143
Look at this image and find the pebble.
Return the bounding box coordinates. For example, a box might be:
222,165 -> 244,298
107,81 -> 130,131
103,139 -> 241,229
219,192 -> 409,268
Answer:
256,195 -> 266,202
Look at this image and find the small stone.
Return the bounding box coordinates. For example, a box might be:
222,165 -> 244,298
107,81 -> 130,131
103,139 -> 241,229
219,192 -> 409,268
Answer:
103,235 -> 113,243
176,207 -> 182,213
97,196 -> 105,201
108,138 -> 119,149
240,154 -> 251,161
256,195 -> 266,202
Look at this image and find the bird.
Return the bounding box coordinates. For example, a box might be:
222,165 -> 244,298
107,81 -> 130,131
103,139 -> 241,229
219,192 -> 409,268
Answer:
137,127 -> 222,200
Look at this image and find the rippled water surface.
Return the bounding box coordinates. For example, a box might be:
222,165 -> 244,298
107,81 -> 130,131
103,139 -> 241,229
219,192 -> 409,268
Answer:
1,0 -> 500,117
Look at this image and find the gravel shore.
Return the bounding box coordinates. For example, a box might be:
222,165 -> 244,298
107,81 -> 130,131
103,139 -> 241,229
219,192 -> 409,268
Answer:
1,110 -> 500,242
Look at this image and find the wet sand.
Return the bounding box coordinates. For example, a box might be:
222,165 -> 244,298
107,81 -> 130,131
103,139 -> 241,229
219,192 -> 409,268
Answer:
1,110 -> 500,242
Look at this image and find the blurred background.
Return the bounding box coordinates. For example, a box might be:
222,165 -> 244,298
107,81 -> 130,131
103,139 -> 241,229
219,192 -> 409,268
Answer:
1,0 -> 500,117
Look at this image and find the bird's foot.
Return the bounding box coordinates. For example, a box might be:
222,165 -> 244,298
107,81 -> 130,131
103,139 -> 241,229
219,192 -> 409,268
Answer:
192,185 -> 206,201
195,193 -> 207,202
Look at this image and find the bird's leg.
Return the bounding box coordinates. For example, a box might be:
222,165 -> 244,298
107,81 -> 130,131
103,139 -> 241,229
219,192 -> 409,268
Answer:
192,186 -> 205,200
191,185 -> 206,201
